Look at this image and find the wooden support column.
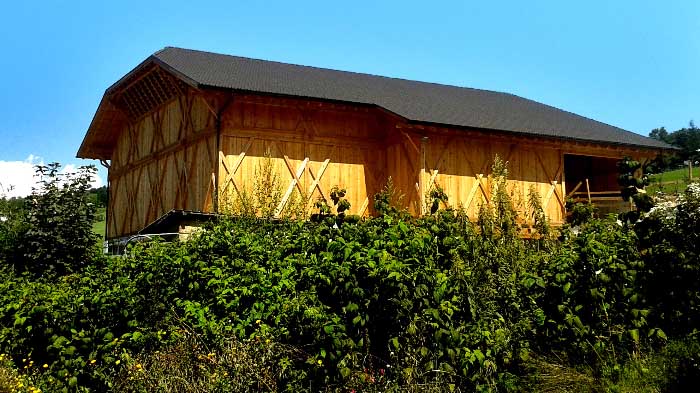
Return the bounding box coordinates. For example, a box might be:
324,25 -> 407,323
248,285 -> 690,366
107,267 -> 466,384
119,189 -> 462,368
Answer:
690,159 -> 694,181
419,136 -> 428,215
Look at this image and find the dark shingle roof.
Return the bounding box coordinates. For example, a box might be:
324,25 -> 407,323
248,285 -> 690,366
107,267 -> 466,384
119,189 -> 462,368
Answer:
144,47 -> 671,149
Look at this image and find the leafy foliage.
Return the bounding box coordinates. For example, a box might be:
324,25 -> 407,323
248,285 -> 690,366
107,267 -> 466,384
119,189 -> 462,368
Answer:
0,196 -> 27,265
1,163 -> 99,276
0,161 -> 698,391
635,182 -> 700,336
617,157 -> 653,221
373,177 -> 406,217
648,121 -> 700,169
526,219 -> 651,365
21,163 -> 99,276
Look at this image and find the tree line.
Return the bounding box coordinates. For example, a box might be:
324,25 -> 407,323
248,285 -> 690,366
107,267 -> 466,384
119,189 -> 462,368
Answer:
649,121 -> 700,170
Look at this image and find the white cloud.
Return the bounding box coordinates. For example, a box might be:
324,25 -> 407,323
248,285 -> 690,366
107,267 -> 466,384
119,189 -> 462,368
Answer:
0,155 -> 42,198
0,156 -> 104,198
61,164 -> 104,189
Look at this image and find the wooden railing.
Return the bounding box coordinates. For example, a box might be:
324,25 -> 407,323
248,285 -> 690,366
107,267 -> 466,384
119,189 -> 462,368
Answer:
566,179 -> 632,215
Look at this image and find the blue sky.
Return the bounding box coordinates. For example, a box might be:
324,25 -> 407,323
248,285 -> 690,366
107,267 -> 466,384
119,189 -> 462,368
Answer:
0,0 -> 698,195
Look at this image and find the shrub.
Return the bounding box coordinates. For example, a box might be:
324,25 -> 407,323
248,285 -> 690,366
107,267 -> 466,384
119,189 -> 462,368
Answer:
525,216 -> 653,367
16,163 -> 99,276
0,196 -> 27,265
635,182 -> 700,336
0,160 -> 698,391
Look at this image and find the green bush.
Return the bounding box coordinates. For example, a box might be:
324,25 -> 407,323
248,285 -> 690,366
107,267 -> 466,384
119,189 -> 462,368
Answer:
0,162 -> 698,391
635,182 -> 700,336
20,163 -> 100,276
0,196 -> 27,265
1,163 -> 100,276
525,218 -> 652,366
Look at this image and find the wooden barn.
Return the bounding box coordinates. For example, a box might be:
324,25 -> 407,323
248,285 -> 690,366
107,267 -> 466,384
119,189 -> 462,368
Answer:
77,47 -> 673,242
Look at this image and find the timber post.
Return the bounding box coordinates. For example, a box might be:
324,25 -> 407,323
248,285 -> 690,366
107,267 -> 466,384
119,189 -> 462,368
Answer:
419,136 -> 429,215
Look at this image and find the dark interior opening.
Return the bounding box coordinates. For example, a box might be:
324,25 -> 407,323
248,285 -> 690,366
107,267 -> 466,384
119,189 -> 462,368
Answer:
564,154 -> 619,195
564,154 -> 630,215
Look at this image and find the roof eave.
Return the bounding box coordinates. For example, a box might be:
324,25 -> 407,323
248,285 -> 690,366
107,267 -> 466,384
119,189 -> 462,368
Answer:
78,50 -> 202,161
76,96 -> 111,160
405,119 -> 679,153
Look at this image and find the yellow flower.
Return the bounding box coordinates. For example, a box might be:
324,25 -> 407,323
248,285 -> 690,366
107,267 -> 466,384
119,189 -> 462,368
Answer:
317,359 -> 323,366
265,339 -> 271,344
90,359 -> 97,364
115,360 -> 121,365
135,363 -> 143,370
255,319 -> 261,324
42,364 -> 49,368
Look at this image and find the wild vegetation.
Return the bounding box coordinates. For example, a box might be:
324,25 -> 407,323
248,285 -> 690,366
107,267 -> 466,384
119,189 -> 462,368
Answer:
0,160 -> 699,392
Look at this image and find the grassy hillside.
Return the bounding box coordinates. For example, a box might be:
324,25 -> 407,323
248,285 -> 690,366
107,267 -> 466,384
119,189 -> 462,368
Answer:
91,207 -> 106,240
647,166 -> 700,194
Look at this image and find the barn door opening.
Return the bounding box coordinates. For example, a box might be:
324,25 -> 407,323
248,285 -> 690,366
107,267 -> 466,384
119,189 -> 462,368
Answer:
564,154 -> 628,215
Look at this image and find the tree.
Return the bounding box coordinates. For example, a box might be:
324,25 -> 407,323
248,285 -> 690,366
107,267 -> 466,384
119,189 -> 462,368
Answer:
649,126 -> 670,144
669,121 -> 700,162
649,121 -> 700,168
17,163 -> 100,276
89,186 -> 108,208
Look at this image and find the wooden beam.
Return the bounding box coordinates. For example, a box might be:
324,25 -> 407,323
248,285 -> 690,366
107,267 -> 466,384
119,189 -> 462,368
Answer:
276,156 -> 309,217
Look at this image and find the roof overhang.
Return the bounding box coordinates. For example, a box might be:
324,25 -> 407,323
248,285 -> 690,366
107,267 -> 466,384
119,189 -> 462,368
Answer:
78,47 -> 680,161
76,57 -> 197,160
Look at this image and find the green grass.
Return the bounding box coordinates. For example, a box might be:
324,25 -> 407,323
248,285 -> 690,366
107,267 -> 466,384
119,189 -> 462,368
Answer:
92,207 -> 106,240
647,167 -> 700,194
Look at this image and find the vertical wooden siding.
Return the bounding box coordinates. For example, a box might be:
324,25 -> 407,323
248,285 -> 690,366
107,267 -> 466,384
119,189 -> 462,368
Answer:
107,94 -> 216,238
107,90 -> 658,238
218,97 -> 386,217
387,131 -> 571,224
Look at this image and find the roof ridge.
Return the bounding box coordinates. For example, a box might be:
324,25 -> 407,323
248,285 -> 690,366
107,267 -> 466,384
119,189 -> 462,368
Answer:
146,46 -> 674,150
158,46 -> 516,97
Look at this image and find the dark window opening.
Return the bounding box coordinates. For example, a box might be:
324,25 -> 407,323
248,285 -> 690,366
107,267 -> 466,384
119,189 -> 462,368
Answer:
564,154 -> 629,215
564,154 -> 619,194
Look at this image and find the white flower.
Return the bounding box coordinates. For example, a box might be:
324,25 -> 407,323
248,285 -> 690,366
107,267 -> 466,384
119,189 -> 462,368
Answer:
595,269 -> 603,275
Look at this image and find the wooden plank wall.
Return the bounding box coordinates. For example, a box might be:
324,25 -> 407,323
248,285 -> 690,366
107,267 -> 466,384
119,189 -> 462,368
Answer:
107,93 -> 216,238
218,96 -> 387,218
386,131 -> 566,223
107,89 -> 660,238
386,129 -> 655,225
